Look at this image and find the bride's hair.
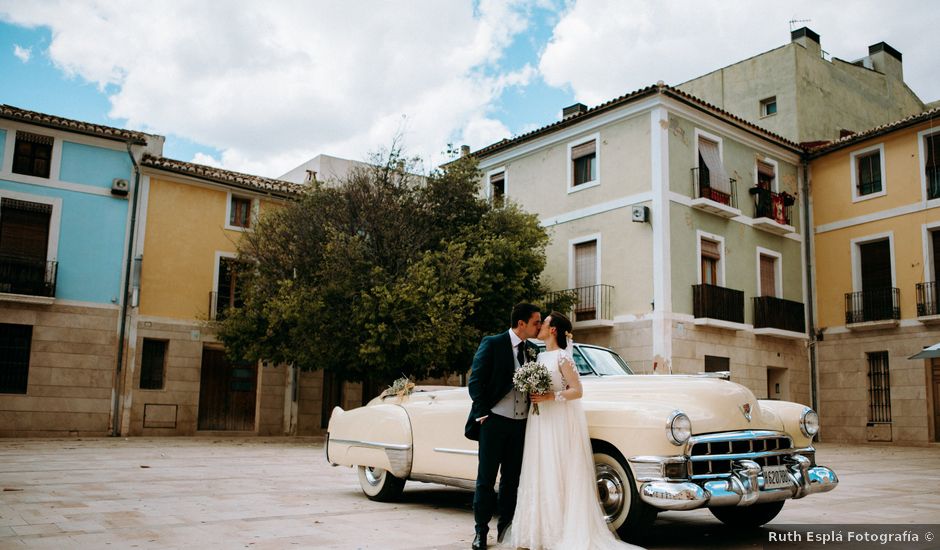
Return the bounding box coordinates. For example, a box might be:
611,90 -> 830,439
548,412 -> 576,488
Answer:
547,311 -> 573,349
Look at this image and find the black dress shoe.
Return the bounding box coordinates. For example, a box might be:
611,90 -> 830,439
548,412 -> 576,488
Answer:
472,533 -> 487,549
497,523 -> 510,544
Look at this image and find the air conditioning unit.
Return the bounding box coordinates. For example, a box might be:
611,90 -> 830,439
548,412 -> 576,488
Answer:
111,178 -> 129,196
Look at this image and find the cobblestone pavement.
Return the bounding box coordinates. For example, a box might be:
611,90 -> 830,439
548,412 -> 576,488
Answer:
0,438 -> 937,549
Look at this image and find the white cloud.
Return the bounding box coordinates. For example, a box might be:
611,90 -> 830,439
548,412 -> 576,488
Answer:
0,0 -> 536,176
539,0 -> 940,107
12,43 -> 30,63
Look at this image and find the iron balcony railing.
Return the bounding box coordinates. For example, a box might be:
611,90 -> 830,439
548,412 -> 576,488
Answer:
845,287 -> 900,324
0,256 -> 57,297
544,284 -> 613,323
209,290 -> 241,321
916,281 -> 939,317
693,284 -> 744,324
927,166 -> 940,200
691,167 -> 737,209
748,187 -> 793,226
753,296 -> 805,333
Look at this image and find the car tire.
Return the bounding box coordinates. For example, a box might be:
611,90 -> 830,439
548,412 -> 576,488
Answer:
709,501 -> 785,527
357,465 -> 406,502
593,446 -> 657,543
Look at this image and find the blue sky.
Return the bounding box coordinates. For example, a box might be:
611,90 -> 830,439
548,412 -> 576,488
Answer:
1,1 -> 937,177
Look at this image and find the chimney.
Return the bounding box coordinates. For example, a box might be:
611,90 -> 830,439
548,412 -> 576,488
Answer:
459,144 -> 471,157
868,42 -> 903,80
562,103 -> 588,119
791,27 -> 821,58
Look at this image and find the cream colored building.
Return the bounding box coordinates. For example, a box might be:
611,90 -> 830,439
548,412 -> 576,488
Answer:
808,107 -> 940,444
474,84 -> 811,406
678,27 -> 925,144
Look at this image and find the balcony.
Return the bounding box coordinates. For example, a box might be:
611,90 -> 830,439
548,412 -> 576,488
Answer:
690,168 -> 740,218
692,283 -> 745,330
845,287 -> 900,330
209,290 -> 241,321
0,256 -> 57,303
916,282 -> 940,323
753,296 -> 806,339
544,284 -> 613,328
748,187 -> 796,235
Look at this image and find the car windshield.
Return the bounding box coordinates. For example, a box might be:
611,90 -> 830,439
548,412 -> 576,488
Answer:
579,346 -> 633,375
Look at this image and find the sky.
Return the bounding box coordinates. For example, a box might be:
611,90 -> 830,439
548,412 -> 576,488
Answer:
1,0 -> 937,179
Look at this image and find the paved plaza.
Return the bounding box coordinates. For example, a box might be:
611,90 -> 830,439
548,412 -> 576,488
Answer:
0,437 -> 938,549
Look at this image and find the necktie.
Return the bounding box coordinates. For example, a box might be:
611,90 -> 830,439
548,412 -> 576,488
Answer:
516,342 -> 526,365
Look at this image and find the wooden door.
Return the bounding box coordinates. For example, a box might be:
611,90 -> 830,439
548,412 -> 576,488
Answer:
759,254 -> 776,297
933,361 -> 940,442
860,240 -> 892,321
197,347 -> 257,431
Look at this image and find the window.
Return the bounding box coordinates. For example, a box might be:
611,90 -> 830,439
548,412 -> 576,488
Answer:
489,171 -> 505,207
850,145 -> 885,199
704,355 -> 729,373
867,351 -> 891,423
571,139 -> 597,187
757,160 -> 775,190
759,253 -> 777,297
0,323 -> 32,394
760,97 -> 777,117
701,238 -> 721,285
0,198 -> 54,297
214,256 -> 246,319
573,239 -> 598,321
848,237 -> 897,323
139,339 -> 167,390
925,132 -> 940,200
229,196 -> 252,229
12,131 -> 53,179
696,135 -> 732,205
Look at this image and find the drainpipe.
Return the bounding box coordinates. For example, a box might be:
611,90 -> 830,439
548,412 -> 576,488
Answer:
801,159 -> 819,413
110,141 -> 142,436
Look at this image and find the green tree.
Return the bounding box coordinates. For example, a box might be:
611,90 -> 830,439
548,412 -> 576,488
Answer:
217,147 -> 566,388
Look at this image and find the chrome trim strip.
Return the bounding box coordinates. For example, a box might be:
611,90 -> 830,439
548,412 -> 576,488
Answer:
410,473 -> 477,491
688,430 -> 790,445
329,438 -> 412,451
433,447 -> 479,456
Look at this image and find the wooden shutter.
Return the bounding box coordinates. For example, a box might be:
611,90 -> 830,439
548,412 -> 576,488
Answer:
0,198 -> 51,260
759,254 -> 776,297
860,240 -> 891,290
574,240 -> 597,288
701,239 -> 721,260
571,140 -> 596,160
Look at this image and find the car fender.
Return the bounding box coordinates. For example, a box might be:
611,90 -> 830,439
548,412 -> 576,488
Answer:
326,404 -> 413,478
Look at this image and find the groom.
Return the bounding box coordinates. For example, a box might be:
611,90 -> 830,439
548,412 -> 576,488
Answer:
465,303 -> 542,550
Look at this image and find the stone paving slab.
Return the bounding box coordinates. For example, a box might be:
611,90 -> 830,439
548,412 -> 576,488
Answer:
0,438 -> 937,549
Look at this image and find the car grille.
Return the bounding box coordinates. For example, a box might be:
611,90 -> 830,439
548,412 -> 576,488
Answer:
689,433 -> 793,478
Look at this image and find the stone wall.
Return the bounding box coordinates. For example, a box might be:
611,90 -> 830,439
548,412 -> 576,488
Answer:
0,302 -> 119,437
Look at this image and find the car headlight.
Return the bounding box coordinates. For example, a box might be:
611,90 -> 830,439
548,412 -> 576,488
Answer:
800,408 -> 819,437
666,411 -> 691,446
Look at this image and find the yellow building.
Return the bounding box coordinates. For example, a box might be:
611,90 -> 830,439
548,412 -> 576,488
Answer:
809,108 -> 940,444
115,156 -> 356,435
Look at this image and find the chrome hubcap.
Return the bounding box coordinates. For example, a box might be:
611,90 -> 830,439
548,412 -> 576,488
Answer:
364,466 -> 385,487
595,463 -> 625,522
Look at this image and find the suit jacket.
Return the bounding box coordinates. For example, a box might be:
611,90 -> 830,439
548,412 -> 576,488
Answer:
464,331 -> 536,440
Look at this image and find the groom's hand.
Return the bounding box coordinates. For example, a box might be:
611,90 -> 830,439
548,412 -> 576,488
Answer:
476,415 -> 489,424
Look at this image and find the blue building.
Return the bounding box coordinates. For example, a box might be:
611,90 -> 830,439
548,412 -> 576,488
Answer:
0,105 -> 162,436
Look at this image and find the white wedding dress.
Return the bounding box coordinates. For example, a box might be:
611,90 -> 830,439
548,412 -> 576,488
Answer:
508,349 -> 645,550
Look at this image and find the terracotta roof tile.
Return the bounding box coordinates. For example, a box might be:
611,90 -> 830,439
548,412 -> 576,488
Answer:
471,83 -> 802,159
807,106 -> 940,157
141,155 -> 304,197
0,104 -> 150,144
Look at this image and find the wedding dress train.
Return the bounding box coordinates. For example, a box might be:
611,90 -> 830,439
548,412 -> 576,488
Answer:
508,349 -> 645,550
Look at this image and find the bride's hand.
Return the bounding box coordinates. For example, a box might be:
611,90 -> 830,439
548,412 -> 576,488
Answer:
530,392 -> 554,403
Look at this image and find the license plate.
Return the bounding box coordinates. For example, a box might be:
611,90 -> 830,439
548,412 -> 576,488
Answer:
762,465 -> 790,490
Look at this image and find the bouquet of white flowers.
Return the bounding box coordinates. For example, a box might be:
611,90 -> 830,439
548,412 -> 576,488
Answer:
513,361 -> 552,415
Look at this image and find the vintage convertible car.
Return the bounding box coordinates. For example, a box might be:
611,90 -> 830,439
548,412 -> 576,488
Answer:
326,343 -> 838,539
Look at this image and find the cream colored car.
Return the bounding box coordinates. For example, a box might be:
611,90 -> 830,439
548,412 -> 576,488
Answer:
326,343 -> 837,539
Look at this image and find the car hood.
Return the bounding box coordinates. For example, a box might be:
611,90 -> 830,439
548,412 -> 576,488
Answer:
581,375 -> 783,434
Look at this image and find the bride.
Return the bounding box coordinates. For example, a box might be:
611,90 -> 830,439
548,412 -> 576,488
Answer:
508,312 -> 645,550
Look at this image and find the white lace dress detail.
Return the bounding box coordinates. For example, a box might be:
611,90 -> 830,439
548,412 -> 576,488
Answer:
508,349 -> 644,550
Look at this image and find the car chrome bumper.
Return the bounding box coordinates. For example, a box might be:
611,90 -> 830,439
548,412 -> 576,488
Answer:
638,455 -> 838,511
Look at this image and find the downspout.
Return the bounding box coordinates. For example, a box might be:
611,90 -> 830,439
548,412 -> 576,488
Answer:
801,159 -> 819,413
111,141 -> 142,436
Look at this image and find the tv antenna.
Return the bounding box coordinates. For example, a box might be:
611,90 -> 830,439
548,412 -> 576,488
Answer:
789,18 -> 811,32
